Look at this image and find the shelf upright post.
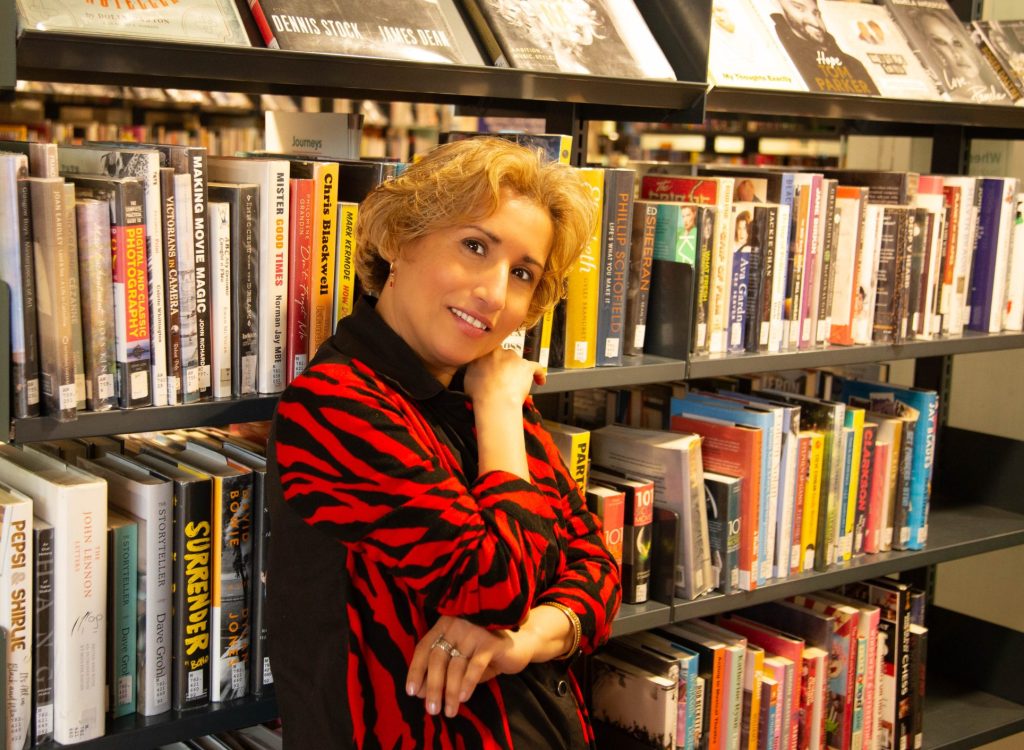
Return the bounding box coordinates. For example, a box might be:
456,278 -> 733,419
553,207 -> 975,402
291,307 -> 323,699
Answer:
540,102 -> 587,167
1,0 -> 15,90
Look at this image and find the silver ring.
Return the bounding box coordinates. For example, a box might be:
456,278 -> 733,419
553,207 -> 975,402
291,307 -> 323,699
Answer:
431,635 -> 462,658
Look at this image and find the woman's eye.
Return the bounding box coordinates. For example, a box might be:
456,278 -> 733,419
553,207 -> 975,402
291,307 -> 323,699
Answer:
464,239 -> 485,255
512,267 -> 534,283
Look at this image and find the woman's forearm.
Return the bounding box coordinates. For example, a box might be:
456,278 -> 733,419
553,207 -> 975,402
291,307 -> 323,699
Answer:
475,397 -> 531,481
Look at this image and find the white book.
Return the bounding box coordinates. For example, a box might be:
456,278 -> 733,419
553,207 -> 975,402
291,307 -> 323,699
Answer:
852,204 -> 885,345
1004,194 -> 1024,331
78,453 -> 173,716
591,424 -> 713,600
173,172 -> 203,403
913,184 -> 947,339
208,156 -> 290,394
768,204 -> 791,354
986,177 -> 1020,333
0,481 -> 33,750
57,144 -> 168,407
0,445 -> 106,744
208,201 -> 233,398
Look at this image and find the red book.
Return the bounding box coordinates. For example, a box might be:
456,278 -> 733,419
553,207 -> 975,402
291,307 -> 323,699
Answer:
864,441 -> 891,554
585,484 -> 626,566
853,422 -> 877,557
285,177 -> 314,383
589,469 -> 653,605
790,432 -> 811,575
673,415 -> 762,591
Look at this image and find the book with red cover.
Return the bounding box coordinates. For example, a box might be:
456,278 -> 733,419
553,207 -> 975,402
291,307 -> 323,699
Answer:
285,177 -> 314,384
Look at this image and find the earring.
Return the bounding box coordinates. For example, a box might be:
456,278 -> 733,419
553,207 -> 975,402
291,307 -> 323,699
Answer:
388,263 -> 396,288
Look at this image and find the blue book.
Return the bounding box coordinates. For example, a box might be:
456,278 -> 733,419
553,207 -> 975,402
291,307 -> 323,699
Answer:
106,509 -> 138,719
835,379 -> 938,550
839,425 -> 856,562
671,392 -> 775,586
968,177 -> 1018,333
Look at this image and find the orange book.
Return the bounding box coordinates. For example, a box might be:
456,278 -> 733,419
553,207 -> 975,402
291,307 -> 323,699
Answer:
671,415 -> 761,592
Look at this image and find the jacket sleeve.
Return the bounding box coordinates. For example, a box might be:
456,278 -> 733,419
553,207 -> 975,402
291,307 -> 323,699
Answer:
525,405 -> 622,653
273,361 -> 562,630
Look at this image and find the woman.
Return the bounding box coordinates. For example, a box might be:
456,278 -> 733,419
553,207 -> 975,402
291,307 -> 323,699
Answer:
267,137 -> 622,749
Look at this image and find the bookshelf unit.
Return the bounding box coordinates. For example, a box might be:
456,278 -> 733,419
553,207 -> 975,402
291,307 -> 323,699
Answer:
5,2 -> 1024,749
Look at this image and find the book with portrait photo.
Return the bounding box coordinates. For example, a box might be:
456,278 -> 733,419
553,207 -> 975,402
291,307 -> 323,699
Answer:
969,19 -> 1024,103
247,0 -> 484,64
458,0 -> 675,79
819,0 -> 943,100
707,0 -> 808,91
754,0 -> 881,96
882,0 -> 1012,104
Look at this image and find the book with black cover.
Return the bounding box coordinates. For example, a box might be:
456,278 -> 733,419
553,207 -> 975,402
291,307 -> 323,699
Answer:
459,0 -> 675,78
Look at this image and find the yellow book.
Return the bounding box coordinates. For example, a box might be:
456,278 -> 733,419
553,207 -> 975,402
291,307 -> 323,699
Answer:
538,307 -> 555,368
333,201 -> 359,324
307,160 -> 340,357
563,167 -> 604,369
543,420 -> 590,491
745,646 -> 764,750
842,406 -> 866,562
801,430 -> 824,572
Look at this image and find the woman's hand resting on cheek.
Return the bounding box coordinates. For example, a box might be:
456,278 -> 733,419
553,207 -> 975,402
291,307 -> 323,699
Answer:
464,346 -> 546,410
406,615 -> 537,719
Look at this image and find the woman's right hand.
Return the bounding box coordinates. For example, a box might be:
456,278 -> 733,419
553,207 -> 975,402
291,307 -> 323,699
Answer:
465,347 -> 545,481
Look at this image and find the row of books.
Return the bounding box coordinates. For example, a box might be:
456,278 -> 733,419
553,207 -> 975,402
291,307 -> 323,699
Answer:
157,722 -> 282,750
0,425 -> 272,746
0,136 -> 399,422
17,0 -> 1024,111
710,0 -> 1024,105
549,368 -> 938,603
591,581 -> 928,750
576,163 -> 1024,366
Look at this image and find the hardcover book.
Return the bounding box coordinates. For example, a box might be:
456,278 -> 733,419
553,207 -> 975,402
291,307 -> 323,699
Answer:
248,0 -> 483,64
754,0 -> 880,96
882,0 -> 1011,103
31,517 -> 54,745
591,651 -> 678,749
74,198 -> 118,413
15,0 -> 252,46
595,168 -> 635,367
820,0 -> 942,100
459,0 -> 675,78
588,469 -> 653,605
707,0 -> 808,91
0,446 -> 106,745
105,508 -> 138,720
79,453 -> 174,716
623,200 -> 657,356
0,153 -> 41,419
0,482 -> 33,749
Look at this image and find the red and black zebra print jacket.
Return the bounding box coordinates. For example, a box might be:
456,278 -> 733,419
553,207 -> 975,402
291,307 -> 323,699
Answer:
267,297 -> 621,749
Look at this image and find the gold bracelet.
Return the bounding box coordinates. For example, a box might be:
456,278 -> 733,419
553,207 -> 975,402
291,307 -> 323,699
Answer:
542,601 -> 582,660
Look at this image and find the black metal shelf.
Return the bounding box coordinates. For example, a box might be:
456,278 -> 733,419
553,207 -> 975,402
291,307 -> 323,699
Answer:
35,696 -> 278,750
537,354 -> 687,394
10,395 -> 278,443
687,331 -> 1024,379
611,599 -> 673,637
922,674 -> 1024,750
660,502 -> 1024,623
706,86 -> 1024,130
11,31 -> 707,123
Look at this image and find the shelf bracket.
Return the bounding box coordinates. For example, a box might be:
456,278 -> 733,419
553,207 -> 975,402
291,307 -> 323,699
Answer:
539,103 -> 587,167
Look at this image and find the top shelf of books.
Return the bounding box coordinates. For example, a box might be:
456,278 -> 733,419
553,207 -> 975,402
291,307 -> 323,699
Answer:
10,31 -> 708,124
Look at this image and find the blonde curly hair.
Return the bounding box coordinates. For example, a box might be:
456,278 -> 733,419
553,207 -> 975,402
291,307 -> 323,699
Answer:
356,137 -> 597,327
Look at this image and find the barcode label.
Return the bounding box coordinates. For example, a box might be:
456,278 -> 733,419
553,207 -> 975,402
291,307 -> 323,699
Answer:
35,704 -> 53,736
117,675 -> 132,705
58,383 -> 77,410
231,662 -> 245,692
187,669 -> 204,700
263,657 -> 273,685
573,341 -> 588,363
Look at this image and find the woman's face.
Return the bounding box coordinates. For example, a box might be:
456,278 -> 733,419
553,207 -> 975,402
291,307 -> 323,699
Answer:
922,13 -> 978,81
377,189 -> 552,385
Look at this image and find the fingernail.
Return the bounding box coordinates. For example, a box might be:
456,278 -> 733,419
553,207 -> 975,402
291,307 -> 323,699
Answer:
406,682 -> 416,697
427,701 -> 438,715
459,689 -> 469,702
446,703 -> 458,718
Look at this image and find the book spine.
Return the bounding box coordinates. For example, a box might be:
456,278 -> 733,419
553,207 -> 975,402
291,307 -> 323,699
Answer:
816,181 -> 839,346
137,507 -> 173,716
174,173 -> 202,404
798,179 -> 822,350
61,183 -> 87,412
333,201 -> 359,324
208,202 -> 233,399
956,182 -> 982,333
785,188 -> 810,351
75,199 -> 118,412
728,242 -> 751,354
107,518 -> 137,719
245,0 -> 281,48
872,207 -> 901,343
564,168 -> 604,368
624,202 -> 656,356
2,503 -> 32,749
891,421 -> 915,550
790,435 -> 809,574
853,424 -> 876,557
803,433 -> 824,573
308,164 -> 339,358
160,169 -> 185,405
172,490 -> 212,711
757,206 -> 778,352
31,521 -> 54,745
227,185 -> 259,398
28,179 -> 77,421
185,150 -> 212,401
695,205 -> 714,354
211,477 -> 253,702
260,164 -> 290,393
622,484 -> 654,605
249,479 -> 273,698
2,160 -> 41,418
285,177 -> 314,383
595,170 -> 634,366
